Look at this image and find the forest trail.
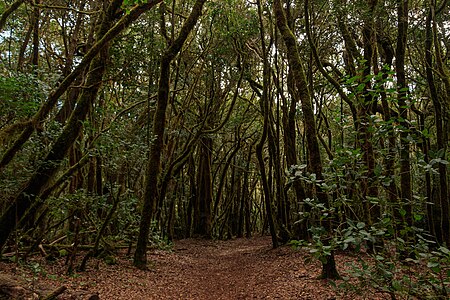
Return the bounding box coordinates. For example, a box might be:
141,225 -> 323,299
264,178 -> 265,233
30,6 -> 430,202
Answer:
0,236 -> 361,299
93,237 -> 342,300
161,237 -> 303,299
107,236 -> 341,299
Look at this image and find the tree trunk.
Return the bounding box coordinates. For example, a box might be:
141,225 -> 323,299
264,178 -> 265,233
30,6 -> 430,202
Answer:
134,0 -> 207,269
0,0 -> 26,32
244,142 -> 255,238
17,11 -> 32,71
255,0 -> 278,249
31,0 -> 39,68
425,2 -> 449,245
187,154 -> 196,237
0,0 -> 161,252
193,136 -> 213,237
275,0 -> 339,279
281,69 -> 308,239
396,0 -> 414,244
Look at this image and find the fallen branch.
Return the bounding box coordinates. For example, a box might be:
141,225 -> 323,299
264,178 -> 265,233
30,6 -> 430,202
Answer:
49,235 -> 68,246
38,244 -> 47,257
42,286 -> 67,300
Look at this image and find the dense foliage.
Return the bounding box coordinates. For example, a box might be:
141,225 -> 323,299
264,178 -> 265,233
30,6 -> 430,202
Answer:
0,0 -> 449,297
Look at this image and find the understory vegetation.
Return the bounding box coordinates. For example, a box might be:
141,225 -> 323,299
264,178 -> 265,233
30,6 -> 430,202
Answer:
0,0 -> 449,298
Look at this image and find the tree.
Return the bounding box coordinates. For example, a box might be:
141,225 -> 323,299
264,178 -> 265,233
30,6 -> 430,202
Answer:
274,0 -> 340,279
0,1 -> 449,295
0,0 -> 163,251
424,0 -> 449,245
134,0 -> 208,269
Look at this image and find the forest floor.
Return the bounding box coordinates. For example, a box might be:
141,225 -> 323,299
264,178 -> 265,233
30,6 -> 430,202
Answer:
0,236 -> 387,300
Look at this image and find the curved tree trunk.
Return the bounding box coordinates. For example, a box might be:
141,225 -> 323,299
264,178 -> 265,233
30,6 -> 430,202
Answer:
274,0 -> 339,279
255,0 -> 278,249
134,0 -> 207,269
0,0 -> 123,250
0,0 -> 26,32
396,0 -> 414,251
0,0 -> 163,172
0,0 -> 162,252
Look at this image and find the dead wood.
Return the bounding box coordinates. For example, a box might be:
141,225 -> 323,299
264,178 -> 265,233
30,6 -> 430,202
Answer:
42,286 -> 67,300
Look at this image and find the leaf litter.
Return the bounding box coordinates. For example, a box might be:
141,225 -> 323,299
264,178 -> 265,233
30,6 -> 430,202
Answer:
0,236 -> 387,299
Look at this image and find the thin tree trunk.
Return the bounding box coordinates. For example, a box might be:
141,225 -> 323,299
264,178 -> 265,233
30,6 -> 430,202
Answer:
187,154 -> 196,237
194,136 -> 213,237
0,0 -> 163,172
78,190 -> 121,271
431,0 -> 450,246
31,0 -> 40,68
0,0 -> 160,252
396,0 -> 413,241
425,2 -> 449,245
213,142 -> 241,225
255,0 -> 278,249
17,17 -> 32,71
244,142 -> 255,238
377,28 -> 399,210
275,0 -> 339,279
134,0 -> 207,269
0,0 -> 26,32
279,68 -> 308,239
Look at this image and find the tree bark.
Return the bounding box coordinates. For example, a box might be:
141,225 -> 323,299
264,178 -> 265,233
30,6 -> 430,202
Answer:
31,0 -> 40,68
134,0 -> 207,269
274,0 -> 339,279
193,135 -> 213,237
425,2 -> 449,245
0,0 -> 163,172
255,0 -> 278,249
396,0 -> 413,235
0,0 -> 161,252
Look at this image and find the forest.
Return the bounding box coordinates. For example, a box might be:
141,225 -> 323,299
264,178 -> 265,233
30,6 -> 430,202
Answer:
0,0 -> 449,299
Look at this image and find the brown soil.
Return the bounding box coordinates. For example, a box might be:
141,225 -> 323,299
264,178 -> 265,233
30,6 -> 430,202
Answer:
0,236 -> 381,299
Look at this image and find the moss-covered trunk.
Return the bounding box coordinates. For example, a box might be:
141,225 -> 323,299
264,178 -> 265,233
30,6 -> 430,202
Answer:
274,0 -> 339,279
0,0 -> 161,251
134,0 -> 207,269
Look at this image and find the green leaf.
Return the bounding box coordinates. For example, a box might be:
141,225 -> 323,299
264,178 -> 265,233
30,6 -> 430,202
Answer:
344,237 -> 355,244
427,261 -> 439,268
431,266 -> 441,273
440,159 -> 449,165
439,246 -> 450,255
345,75 -> 360,84
413,214 -> 423,222
391,280 -> 402,291
421,128 -> 430,138
356,83 -> 365,92
374,164 -> 382,177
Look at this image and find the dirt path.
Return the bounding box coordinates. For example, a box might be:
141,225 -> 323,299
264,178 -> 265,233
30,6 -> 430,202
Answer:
0,236 -> 363,299
95,237 -> 343,299
160,237 -> 305,299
